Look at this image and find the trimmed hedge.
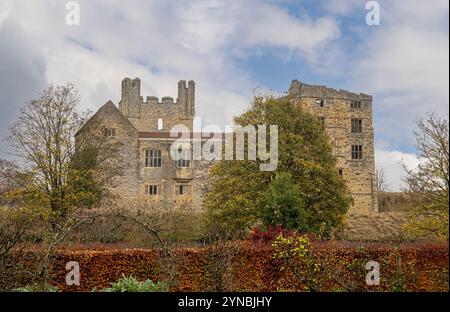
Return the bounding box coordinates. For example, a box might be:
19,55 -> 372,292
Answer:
7,241 -> 449,292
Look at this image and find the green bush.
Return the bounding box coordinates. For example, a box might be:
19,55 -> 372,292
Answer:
101,275 -> 167,292
13,283 -> 59,292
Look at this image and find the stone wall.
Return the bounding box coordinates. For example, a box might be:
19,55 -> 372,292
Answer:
75,101 -> 141,201
288,80 -> 378,213
343,210 -> 409,241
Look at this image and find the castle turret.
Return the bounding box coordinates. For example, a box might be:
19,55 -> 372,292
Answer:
177,80 -> 195,117
288,79 -> 302,96
119,77 -> 141,118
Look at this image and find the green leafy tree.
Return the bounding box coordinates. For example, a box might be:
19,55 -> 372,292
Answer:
204,96 -> 352,236
262,172 -> 310,232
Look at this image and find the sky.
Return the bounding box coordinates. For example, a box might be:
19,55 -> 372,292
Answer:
0,0 -> 448,191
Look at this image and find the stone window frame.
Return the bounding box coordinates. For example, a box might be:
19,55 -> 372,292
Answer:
350,100 -> 362,109
145,184 -> 160,196
316,98 -> 325,108
145,149 -> 162,167
334,138 -> 344,155
351,144 -> 363,160
174,183 -> 192,195
351,118 -> 363,133
175,146 -> 191,168
105,128 -> 117,138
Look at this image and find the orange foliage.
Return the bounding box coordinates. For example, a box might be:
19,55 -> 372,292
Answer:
13,241 -> 449,292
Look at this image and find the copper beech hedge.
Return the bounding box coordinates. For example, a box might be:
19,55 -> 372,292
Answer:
13,241 -> 449,292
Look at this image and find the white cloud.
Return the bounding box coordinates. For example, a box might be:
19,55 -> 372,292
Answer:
178,0 -> 341,62
0,0 -> 342,157
375,149 -> 422,191
348,0 -> 449,149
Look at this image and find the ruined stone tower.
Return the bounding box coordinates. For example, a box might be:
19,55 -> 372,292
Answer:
287,80 -> 378,213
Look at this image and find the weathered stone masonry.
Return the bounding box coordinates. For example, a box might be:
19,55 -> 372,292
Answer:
76,78 -> 210,210
288,80 -> 378,213
77,77 -> 378,213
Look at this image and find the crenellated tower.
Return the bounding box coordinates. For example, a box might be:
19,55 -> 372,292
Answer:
118,77 -> 195,132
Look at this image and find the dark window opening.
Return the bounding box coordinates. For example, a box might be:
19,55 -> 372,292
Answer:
145,185 -> 159,195
105,128 -> 116,137
145,149 -> 162,167
176,184 -> 190,195
176,147 -> 191,168
351,119 -> 363,133
351,145 -> 363,160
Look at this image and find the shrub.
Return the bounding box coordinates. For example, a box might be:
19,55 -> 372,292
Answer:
272,233 -> 320,291
13,283 -> 59,292
248,225 -> 295,243
101,275 -> 167,292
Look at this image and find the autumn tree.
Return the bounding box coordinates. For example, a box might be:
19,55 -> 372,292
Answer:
403,113 -> 449,239
6,84 -> 85,219
0,159 -> 30,207
6,84 -> 123,219
204,96 -> 352,237
5,84 -> 123,289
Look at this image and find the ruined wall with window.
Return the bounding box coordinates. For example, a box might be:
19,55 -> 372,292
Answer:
288,80 -> 378,212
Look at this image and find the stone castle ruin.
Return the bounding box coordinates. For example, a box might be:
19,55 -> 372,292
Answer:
76,78 -> 378,213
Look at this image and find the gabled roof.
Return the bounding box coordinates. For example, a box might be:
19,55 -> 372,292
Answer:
75,100 -> 137,136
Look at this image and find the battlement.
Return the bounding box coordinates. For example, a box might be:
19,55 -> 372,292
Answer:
289,79 -> 372,101
118,77 -> 195,131
142,96 -> 177,105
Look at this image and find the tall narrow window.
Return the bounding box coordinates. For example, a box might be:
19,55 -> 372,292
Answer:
145,185 -> 159,195
350,101 -> 362,109
157,118 -> 163,130
335,138 -> 343,154
351,119 -> 363,133
145,149 -> 162,167
351,145 -> 363,160
176,147 -> 191,168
